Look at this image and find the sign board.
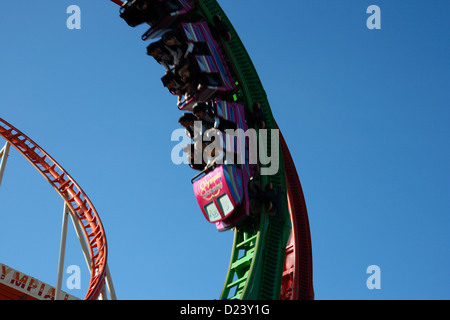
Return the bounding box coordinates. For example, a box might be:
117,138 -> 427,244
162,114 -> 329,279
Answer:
0,263 -> 79,300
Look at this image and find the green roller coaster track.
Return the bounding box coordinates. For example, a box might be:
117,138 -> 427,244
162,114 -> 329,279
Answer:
196,0 -> 291,300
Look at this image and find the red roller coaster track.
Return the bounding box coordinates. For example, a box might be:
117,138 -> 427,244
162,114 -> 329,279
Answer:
0,118 -> 107,300
279,128 -> 314,300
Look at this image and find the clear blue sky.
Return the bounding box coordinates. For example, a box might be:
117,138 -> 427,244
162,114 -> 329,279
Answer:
0,0 -> 449,300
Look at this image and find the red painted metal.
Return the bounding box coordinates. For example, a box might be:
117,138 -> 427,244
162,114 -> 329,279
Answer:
110,0 -> 124,6
279,129 -> 314,300
0,118 -> 107,300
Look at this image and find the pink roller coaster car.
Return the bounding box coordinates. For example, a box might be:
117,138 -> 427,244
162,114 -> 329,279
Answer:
192,164 -> 251,232
190,99 -> 256,231
177,21 -> 236,111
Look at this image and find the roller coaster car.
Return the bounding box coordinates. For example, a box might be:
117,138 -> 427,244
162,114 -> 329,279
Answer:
192,164 -> 251,232
213,99 -> 247,131
177,22 -> 236,111
185,99 -> 247,172
189,99 -> 256,231
120,0 -> 193,35
141,0 -> 195,40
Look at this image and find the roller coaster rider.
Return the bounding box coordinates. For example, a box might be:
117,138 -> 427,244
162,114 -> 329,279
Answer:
162,27 -> 211,69
179,113 -> 214,170
160,49 -> 218,105
120,0 -> 182,27
178,111 -> 217,144
192,102 -> 218,130
161,56 -> 218,106
161,72 -> 186,106
146,40 -> 175,72
178,112 -> 197,139
193,101 -> 237,132
175,56 -> 220,104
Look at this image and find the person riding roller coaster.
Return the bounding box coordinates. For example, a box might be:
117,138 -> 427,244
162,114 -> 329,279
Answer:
161,71 -> 187,105
192,101 -> 237,133
162,27 -> 211,68
160,60 -> 203,107
120,0 -> 182,27
156,24 -> 221,106
178,112 -> 222,170
175,56 -> 221,105
146,40 -> 175,72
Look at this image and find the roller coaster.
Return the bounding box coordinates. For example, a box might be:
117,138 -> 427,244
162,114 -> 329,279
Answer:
0,0 -> 313,300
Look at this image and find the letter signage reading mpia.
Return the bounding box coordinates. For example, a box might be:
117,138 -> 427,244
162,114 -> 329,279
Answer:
0,263 -> 79,300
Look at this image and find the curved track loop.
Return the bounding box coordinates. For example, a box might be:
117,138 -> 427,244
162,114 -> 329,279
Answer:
279,129 -> 314,300
0,118 -> 107,300
108,0 -> 313,300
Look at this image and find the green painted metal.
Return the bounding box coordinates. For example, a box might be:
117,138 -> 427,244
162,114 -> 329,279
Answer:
197,0 -> 292,300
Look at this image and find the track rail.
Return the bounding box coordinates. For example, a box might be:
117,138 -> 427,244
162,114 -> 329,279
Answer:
0,118 -> 107,300
279,129 -> 314,300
